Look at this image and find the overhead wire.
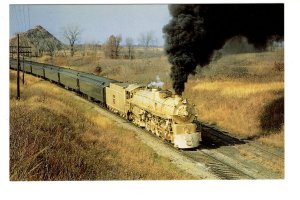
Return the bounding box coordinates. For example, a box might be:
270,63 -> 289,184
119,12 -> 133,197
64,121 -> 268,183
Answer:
22,5 -> 27,31
27,5 -> 31,29
18,5 -> 23,32
10,6 -> 16,34
12,5 -> 21,34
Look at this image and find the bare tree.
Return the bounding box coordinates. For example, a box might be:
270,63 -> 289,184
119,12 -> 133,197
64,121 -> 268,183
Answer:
62,25 -> 82,57
104,34 -> 122,59
138,31 -> 155,48
125,37 -> 134,60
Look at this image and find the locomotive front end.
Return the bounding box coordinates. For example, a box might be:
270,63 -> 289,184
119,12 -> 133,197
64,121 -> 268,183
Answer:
172,123 -> 201,149
172,96 -> 201,148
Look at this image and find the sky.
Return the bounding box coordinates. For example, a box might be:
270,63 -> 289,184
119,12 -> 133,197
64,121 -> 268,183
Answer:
9,4 -> 171,46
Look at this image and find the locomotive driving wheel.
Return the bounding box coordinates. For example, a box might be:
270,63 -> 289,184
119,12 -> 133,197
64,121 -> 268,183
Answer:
155,128 -> 160,137
145,120 -> 150,131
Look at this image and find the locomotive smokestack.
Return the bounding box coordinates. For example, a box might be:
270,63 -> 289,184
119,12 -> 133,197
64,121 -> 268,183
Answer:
174,94 -> 182,101
163,4 -> 284,95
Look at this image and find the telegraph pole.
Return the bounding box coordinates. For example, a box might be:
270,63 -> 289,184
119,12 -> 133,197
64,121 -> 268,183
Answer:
10,35 -> 32,99
17,34 -> 20,100
22,55 -> 25,85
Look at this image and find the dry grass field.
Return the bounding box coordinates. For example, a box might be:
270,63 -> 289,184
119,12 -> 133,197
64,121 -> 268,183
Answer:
32,47 -> 284,148
9,71 -> 194,180
185,50 -> 284,147
186,80 -> 284,146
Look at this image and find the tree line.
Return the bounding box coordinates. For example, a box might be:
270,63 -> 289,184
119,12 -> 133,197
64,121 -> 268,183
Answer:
10,24 -> 159,59
62,25 -> 158,59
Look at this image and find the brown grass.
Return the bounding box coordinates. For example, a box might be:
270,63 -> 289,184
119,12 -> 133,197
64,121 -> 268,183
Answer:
197,50 -> 284,82
9,71 -> 194,180
185,79 -> 284,139
257,128 -> 284,148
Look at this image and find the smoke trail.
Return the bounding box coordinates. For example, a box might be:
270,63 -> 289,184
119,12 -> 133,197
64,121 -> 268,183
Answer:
163,4 -> 284,95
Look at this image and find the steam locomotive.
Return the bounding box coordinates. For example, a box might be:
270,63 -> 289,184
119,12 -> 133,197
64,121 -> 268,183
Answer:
10,59 -> 201,149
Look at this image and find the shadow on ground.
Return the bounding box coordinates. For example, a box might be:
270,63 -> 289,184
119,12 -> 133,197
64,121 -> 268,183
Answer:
192,121 -> 245,150
260,96 -> 284,132
246,95 -> 284,141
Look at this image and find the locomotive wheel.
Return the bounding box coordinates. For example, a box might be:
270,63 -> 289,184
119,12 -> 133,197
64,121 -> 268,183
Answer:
155,128 -> 160,137
150,126 -> 155,134
145,121 -> 150,131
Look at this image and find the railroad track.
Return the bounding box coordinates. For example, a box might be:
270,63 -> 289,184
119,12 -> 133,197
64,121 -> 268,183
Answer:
183,149 -> 255,179
135,127 -> 256,179
111,117 -> 264,179
199,122 -> 284,160
196,122 -> 283,179
243,139 -> 284,160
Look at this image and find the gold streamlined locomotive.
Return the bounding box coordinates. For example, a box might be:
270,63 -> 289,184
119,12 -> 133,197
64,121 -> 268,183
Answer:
106,82 -> 201,148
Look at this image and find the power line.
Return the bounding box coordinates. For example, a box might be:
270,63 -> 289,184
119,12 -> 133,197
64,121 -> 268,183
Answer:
10,6 -> 17,33
12,5 -> 21,33
20,5 -> 26,31
22,5 -> 27,31
16,5 -> 22,33
17,6 -> 23,32
27,5 -> 31,29
19,5 -> 25,32
11,5 -> 31,34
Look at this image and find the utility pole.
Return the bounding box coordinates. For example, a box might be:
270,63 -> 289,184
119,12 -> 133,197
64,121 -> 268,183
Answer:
22,55 -> 25,85
17,34 -> 20,100
9,35 -> 32,100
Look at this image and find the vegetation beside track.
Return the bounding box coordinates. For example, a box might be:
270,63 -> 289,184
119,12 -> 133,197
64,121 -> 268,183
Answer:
9,71 -> 195,180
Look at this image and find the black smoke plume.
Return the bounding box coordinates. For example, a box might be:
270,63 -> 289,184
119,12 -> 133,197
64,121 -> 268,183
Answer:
163,4 -> 284,95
